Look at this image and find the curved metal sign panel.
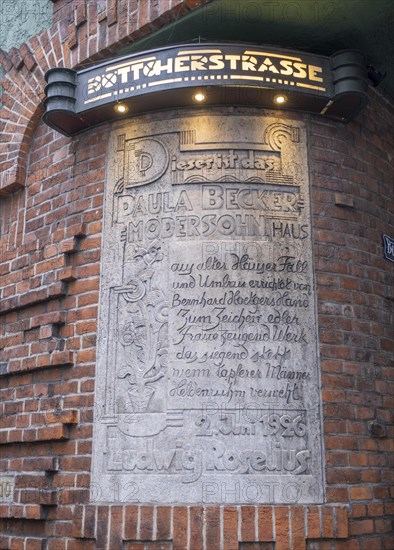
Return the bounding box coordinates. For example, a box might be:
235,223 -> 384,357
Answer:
44,43 -> 368,135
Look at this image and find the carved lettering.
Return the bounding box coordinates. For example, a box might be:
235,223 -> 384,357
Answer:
92,114 -> 324,505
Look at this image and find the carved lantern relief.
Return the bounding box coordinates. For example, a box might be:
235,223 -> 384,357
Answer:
91,112 -> 325,504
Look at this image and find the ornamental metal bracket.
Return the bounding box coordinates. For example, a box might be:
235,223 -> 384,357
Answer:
44,44 -> 368,136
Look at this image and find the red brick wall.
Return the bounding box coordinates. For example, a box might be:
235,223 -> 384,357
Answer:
309,90 -> 394,547
0,1 -> 393,549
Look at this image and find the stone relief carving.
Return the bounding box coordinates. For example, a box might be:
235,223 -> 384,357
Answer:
171,123 -> 299,186
263,123 -> 300,150
92,113 -> 325,505
115,137 -> 169,189
116,243 -> 168,413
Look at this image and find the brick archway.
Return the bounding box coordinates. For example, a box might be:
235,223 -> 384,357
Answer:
0,0 -> 211,196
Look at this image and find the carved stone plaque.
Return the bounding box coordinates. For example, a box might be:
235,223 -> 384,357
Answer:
92,112 -> 325,504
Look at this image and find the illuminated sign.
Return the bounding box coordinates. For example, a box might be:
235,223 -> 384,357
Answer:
44,43 -> 368,135
83,47 -> 327,106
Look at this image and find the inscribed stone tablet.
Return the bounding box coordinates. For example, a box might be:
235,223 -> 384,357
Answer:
91,112 -> 325,504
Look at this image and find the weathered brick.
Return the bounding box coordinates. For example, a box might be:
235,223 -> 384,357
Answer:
45,410 -> 78,424
335,507 -> 349,538
241,506 -> 256,542
75,1 -> 87,27
83,505 -> 96,539
68,23 -> 78,49
307,506 -> 321,539
156,506 -> 171,540
8,47 -> 24,70
173,506 -> 188,550
35,424 -> 69,442
96,506 -> 110,548
290,507 -> 306,550
109,506 -> 123,548
275,507 -> 290,550
321,507 -> 335,538
58,266 -> 77,281
107,0 -> 118,25
124,505 -> 138,540
223,506 -> 238,550
350,487 -> 373,501
139,506 -> 154,540
19,44 -> 37,71
206,506 -> 220,548
189,506 -> 204,549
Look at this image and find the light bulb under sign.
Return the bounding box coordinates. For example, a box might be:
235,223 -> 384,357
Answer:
274,94 -> 287,105
193,92 -> 206,103
114,103 -> 128,114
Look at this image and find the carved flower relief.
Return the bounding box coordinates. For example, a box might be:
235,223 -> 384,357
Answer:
116,244 -> 168,412
117,289 -> 169,392
133,242 -> 164,266
120,318 -> 146,348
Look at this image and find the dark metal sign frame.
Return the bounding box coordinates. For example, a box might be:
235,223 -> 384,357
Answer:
44,43 -> 368,136
383,234 -> 394,262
